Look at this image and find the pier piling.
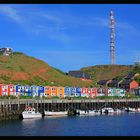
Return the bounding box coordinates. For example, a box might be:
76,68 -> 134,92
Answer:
0,99 -> 140,120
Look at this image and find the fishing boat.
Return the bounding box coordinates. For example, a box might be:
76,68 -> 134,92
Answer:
44,111 -> 68,116
125,107 -> 137,112
113,108 -> 122,114
136,108 -> 140,112
22,107 -> 42,119
88,110 -> 101,115
77,110 -> 89,115
101,107 -> 114,114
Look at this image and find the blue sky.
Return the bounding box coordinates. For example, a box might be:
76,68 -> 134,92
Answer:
0,4 -> 140,72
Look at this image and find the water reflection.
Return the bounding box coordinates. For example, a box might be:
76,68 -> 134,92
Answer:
45,116 -> 68,119
22,118 -> 41,126
21,118 -> 42,136
0,112 -> 140,136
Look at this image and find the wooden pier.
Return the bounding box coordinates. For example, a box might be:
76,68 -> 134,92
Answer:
0,98 -> 140,120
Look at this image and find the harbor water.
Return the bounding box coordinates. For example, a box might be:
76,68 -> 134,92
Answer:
0,112 -> 140,136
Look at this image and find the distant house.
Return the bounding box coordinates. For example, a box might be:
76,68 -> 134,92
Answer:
119,79 -> 139,92
134,61 -> 140,66
57,87 -> 65,98
15,85 -> 29,96
8,84 -> 16,96
97,72 -> 139,91
97,79 -> 112,87
0,84 -> 8,96
51,86 -> 58,97
0,48 -> 13,56
81,87 -> 97,98
124,72 -> 140,80
31,85 -> 38,97
64,86 -> 71,97
38,86 -> 45,97
134,88 -> 140,96
68,71 -> 92,81
44,86 -> 51,98
108,79 -> 123,88
75,87 -> 81,97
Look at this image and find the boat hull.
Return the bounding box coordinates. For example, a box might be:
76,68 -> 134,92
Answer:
45,111 -> 67,116
78,110 -> 89,115
88,110 -> 101,115
22,113 -> 42,119
101,108 -> 114,113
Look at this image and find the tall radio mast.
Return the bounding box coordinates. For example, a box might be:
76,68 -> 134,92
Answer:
110,10 -> 115,65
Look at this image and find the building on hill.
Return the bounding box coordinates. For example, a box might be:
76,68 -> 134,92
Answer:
97,72 -> 139,91
134,61 -> 140,66
68,71 -> 92,82
0,47 -> 13,56
97,79 -> 112,87
119,79 -> 139,92
108,79 -> 123,88
124,72 -> 140,80
134,87 -> 140,96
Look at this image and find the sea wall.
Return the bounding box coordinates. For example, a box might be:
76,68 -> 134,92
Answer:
0,98 -> 140,120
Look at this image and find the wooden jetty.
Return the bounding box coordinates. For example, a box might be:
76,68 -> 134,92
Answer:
0,98 -> 140,120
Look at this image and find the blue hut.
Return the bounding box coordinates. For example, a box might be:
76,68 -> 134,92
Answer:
70,87 -> 76,97
31,85 -> 38,97
24,85 -> 32,96
15,85 -> 23,96
64,86 -> 71,97
38,86 -> 45,97
76,87 -> 81,97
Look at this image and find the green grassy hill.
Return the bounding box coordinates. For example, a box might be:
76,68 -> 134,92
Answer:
0,52 -> 92,87
80,65 -> 134,84
0,52 -> 138,87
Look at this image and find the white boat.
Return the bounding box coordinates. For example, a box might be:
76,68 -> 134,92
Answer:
125,108 -> 140,113
114,108 -> 122,114
129,108 -> 137,112
88,110 -> 101,115
138,108 -> 140,112
44,111 -> 67,116
77,110 -> 89,115
22,107 -> 42,119
101,107 -> 114,113
135,108 -> 140,112
125,107 -> 137,112
88,110 -> 96,115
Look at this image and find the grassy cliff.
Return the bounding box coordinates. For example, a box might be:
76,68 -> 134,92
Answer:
0,52 -> 92,87
80,65 -> 134,84
0,52 -> 138,87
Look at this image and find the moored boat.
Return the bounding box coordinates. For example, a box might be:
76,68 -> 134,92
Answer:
77,110 -> 89,115
135,108 -> 140,112
113,108 -> 122,114
22,107 -> 42,119
125,107 -> 137,112
88,110 -> 101,115
101,107 -> 114,114
44,111 -> 68,116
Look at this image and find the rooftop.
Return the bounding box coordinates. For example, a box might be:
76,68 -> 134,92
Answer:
68,71 -> 92,79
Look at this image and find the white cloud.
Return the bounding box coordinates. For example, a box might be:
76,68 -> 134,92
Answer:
87,17 -> 109,27
87,16 -> 137,35
0,5 -> 22,24
117,22 -> 136,31
41,13 -> 62,23
0,5 -> 138,44
116,21 -> 138,39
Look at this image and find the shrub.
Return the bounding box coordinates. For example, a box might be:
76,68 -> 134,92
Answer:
13,52 -> 25,55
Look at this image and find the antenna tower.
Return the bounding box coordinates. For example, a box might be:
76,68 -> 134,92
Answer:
110,10 -> 115,65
